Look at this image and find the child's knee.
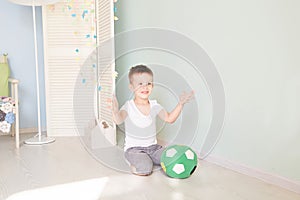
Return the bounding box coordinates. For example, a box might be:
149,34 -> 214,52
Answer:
131,159 -> 153,176
151,146 -> 165,165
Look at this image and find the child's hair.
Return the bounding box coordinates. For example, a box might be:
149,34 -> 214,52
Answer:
128,64 -> 153,83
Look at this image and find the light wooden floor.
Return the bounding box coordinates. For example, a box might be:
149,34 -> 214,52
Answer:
1,133 -> 300,200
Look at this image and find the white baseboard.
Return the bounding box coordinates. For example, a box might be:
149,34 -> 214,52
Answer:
20,127 -> 47,134
205,154 -> 300,194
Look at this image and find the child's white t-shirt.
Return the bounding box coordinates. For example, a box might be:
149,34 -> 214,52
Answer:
120,99 -> 163,151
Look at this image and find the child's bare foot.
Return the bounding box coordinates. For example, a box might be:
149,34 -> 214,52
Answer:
131,165 -> 152,176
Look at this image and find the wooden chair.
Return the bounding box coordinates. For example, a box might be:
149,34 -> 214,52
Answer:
0,54 -> 20,148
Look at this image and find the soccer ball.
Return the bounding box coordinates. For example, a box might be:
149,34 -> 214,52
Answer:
160,145 -> 198,179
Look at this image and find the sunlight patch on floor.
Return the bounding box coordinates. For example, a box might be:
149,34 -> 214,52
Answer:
6,177 -> 109,200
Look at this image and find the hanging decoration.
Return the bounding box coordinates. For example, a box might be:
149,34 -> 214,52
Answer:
113,0 -> 119,21
113,71 -> 118,79
46,0 -> 98,86
46,0 -> 115,92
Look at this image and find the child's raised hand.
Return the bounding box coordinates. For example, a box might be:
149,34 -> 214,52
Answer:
179,90 -> 195,105
112,94 -> 119,114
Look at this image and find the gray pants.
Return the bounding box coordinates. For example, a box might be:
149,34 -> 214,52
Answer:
124,144 -> 165,175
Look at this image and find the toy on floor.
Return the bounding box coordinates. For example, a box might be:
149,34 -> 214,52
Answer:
160,144 -> 198,178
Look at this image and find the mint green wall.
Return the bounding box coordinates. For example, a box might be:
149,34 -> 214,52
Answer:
114,0 -> 300,181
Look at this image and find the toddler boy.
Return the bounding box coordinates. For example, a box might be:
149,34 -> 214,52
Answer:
112,65 -> 194,175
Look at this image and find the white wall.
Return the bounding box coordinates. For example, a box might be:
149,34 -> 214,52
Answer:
114,0 -> 300,181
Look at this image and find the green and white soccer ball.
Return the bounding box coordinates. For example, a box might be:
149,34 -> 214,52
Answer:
160,145 -> 198,178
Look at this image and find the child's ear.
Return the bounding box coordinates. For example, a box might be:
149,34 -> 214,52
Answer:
129,84 -> 134,91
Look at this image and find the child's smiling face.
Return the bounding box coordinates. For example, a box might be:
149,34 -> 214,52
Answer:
130,73 -> 153,100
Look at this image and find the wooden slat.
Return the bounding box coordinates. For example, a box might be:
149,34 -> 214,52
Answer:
43,0 -> 97,136
43,0 -> 115,136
